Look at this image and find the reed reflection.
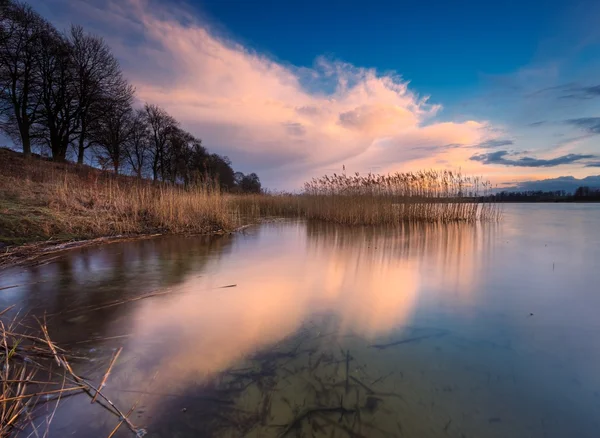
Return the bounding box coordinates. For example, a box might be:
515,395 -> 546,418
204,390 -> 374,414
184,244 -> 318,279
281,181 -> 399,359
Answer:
125,221 -> 491,391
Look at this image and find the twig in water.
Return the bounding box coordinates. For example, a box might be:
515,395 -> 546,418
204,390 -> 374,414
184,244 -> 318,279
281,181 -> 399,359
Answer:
0,305 -> 15,317
71,335 -> 131,345
2,386 -> 85,403
35,320 -> 145,436
92,347 -> 122,403
42,372 -> 68,438
349,376 -> 375,395
371,371 -> 394,386
371,333 -> 447,350
107,403 -> 136,438
278,405 -> 357,437
112,388 -> 235,405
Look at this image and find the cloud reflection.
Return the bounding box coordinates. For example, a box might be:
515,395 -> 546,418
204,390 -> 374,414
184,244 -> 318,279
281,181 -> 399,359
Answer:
129,222 -> 488,382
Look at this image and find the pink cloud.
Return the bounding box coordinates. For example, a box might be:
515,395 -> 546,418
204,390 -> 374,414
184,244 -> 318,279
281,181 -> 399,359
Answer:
48,0 -> 501,188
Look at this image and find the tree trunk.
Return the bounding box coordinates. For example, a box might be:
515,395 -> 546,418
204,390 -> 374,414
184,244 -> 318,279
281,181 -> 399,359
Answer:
21,129 -> 31,158
77,123 -> 86,164
152,154 -> 160,181
18,112 -> 31,158
50,134 -> 68,162
53,148 -> 67,162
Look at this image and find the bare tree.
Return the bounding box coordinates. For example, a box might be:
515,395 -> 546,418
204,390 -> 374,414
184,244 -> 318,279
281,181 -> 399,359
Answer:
34,26 -> 78,161
124,108 -> 150,178
183,137 -> 207,186
69,25 -> 129,165
0,1 -> 47,157
240,172 -> 261,193
144,103 -> 177,181
164,127 -> 200,185
90,80 -> 134,174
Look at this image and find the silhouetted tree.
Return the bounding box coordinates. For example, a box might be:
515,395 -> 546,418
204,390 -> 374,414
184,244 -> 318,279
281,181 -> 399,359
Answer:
34,25 -> 78,161
233,171 -> 244,188
185,140 -> 208,184
574,186 -> 590,198
240,172 -> 261,193
69,25 -> 129,165
203,153 -> 235,190
124,108 -> 150,178
164,126 -> 195,184
89,80 -> 134,174
144,103 -> 177,181
0,1 -> 47,157
232,171 -> 262,193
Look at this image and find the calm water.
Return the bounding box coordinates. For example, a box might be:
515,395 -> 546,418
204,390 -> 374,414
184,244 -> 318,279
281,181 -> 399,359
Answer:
1,204 -> 600,437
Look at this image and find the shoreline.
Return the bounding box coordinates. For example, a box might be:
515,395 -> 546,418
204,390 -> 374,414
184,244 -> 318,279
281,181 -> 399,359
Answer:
0,223 -> 264,271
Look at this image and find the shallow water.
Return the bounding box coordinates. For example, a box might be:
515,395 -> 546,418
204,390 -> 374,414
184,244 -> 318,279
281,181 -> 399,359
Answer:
2,204 -> 600,437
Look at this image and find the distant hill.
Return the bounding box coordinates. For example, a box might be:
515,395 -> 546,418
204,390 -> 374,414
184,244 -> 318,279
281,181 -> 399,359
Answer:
498,175 -> 600,194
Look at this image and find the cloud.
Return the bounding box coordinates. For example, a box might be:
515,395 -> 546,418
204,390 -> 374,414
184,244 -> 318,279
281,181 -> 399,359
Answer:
337,104 -> 418,134
528,121 -> 547,127
528,82 -> 600,100
473,139 -> 513,148
527,83 -> 574,98
501,175 -> 600,192
43,0 -> 497,188
283,122 -> 306,137
470,150 -> 598,167
530,83 -> 600,100
559,85 -> 600,100
566,117 -> 600,134
586,162 -> 600,167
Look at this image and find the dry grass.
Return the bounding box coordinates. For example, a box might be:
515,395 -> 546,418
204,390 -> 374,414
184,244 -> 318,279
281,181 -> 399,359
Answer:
0,308 -> 143,437
0,148 -> 234,246
230,170 -> 501,225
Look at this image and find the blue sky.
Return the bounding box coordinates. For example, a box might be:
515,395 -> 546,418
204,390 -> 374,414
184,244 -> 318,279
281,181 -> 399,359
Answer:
34,0 -> 600,190
193,0 -> 566,98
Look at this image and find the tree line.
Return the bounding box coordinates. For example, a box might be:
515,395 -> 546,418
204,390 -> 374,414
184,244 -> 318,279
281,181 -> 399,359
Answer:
0,0 -> 261,193
487,187 -> 600,202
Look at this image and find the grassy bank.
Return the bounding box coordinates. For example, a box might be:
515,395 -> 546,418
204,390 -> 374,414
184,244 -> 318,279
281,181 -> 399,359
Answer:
0,148 -> 233,247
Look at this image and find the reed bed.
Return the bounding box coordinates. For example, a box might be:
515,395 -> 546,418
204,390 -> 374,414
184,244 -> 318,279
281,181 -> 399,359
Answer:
230,170 -> 501,225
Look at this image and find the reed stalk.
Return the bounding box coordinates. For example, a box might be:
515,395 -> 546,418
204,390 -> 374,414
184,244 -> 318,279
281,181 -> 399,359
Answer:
230,170 -> 501,225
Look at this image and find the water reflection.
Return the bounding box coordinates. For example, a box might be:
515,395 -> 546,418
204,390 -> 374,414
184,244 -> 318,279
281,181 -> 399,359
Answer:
8,221 -> 490,436
125,222 -> 492,387
2,206 -> 600,437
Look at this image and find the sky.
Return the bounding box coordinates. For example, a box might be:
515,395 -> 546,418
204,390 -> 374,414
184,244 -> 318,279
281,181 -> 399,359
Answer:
31,0 -> 600,191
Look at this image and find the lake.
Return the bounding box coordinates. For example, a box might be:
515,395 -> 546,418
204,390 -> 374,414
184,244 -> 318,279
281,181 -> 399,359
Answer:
1,204 -> 600,437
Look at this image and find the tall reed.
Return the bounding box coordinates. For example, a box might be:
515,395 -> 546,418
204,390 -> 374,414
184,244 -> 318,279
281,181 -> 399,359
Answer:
230,170 -> 501,225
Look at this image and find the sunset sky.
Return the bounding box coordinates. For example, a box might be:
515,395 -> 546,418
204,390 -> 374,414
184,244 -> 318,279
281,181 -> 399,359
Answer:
34,0 -> 600,190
